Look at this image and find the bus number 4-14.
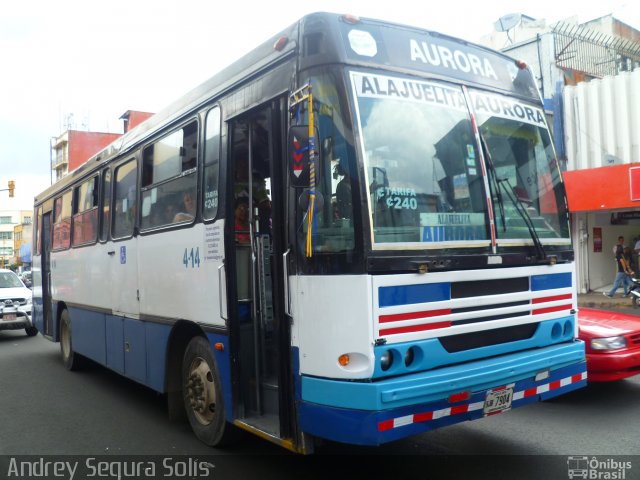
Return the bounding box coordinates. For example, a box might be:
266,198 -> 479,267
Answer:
183,247 -> 201,268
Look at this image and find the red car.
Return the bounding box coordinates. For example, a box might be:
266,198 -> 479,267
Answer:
578,308 -> 640,382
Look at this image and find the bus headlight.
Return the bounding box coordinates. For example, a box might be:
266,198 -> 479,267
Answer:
380,350 -> 393,371
590,336 -> 627,350
404,347 -> 415,367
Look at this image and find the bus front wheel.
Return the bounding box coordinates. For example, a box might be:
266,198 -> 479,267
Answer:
60,310 -> 83,371
182,336 -> 236,447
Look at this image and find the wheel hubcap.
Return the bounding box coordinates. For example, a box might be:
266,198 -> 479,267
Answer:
186,357 -> 216,425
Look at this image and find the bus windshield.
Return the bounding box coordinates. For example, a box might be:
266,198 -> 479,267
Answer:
470,89 -> 570,243
353,71 -> 489,248
352,71 -> 569,249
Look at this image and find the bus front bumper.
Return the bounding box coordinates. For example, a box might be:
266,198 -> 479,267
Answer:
299,342 -> 586,445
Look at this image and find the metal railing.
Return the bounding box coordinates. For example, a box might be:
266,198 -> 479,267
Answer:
553,21 -> 640,78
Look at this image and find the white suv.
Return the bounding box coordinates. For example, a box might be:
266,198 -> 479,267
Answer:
0,269 -> 37,337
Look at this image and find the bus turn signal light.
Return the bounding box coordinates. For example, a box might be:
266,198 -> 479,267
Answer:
338,354 -> 350,366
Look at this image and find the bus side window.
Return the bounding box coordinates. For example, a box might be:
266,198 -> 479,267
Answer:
113,159 -> 138,239
52,191 -> 72,251
72,175 -> 99,246
100,168 -> 111,241
140,121 -> 198,229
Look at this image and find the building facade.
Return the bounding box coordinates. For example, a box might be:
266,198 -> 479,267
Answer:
481,14 -> 640,293
51,131 -> 123,182
0,210 -> 31,269
51,110 -> 154,181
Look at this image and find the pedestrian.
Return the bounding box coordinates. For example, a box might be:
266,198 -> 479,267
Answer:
613,236 -> 625,257
634,237 -> 640,271
604,245 -> 634,298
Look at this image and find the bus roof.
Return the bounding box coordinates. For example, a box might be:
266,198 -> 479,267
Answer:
36,12 -> 538,203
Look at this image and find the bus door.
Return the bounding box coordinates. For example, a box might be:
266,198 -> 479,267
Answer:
40,212 -> 54,337
228,101 -> 289,438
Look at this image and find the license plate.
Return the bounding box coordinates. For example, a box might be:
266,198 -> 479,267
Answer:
483,386 -> 514,415
2,312 -> 17,321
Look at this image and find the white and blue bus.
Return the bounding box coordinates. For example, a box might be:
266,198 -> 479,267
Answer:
32,12 -> 586,453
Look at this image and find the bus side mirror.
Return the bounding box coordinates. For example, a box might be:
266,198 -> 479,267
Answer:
288,125 -> 319,188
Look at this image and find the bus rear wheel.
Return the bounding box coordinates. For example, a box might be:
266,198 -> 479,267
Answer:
60,309 -> 83,371
182,336 -> 237,447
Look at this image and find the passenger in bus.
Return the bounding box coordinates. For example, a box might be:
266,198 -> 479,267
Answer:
234,197 -> 250,244
173,191 -> 196,222
234,155 -> 269,203
334,161 -> 352,219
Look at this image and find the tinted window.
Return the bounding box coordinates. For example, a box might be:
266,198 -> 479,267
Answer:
141,121 -> 198,229
72,176 -> 99,246
113,159 -> 138,239
52,191 -> 72,250
100,168 -> 111,241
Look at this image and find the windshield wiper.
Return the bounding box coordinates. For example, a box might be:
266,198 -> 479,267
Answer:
479,134 -> 506,232
497,177 -> 549,263
479,133 -> 552,264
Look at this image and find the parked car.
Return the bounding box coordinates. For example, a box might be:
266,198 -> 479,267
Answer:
0,269 -> 37,337
578,307 -> 640,382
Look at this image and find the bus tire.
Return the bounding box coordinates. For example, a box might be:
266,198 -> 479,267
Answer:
182,336 -> 237,447
60,309 -> 83,371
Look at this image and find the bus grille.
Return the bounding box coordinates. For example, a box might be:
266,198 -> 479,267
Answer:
375,270 -> 574,348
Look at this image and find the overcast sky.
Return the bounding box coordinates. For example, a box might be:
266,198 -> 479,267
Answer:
0,0 -> 638,210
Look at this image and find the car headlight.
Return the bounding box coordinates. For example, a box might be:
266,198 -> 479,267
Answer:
27,296 -> 32,306
590,336 -> 627,350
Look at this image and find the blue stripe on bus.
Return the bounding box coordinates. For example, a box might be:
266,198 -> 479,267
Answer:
66,307 -> 172,393
63,305 -> 231,403
301,340 -> 585,411
378,282 -> 450,307
531,272 -> 572,291
299,361 -> 586,446
145,322 -> 171,392
69,307 -> 107,365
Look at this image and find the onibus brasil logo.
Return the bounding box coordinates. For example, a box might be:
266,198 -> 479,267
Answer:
567,456 -> 632,479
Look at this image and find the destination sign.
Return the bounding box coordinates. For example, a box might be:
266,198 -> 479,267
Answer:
341,22 -> 539,100
420,212 -> 487,242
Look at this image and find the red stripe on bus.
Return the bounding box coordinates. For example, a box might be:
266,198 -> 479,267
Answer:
532,304 -> 572,315
413,412 -> 434,423
532,294 -> 573,304
378,419 -> 394,432
450,405 -> 469,415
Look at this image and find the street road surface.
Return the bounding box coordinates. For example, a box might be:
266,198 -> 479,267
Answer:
1,330 -> 638,479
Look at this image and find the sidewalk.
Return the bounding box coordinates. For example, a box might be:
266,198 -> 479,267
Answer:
577,288 -> 637,311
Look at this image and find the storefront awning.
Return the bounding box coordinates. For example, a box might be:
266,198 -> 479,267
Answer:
563,163 -> 640,212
